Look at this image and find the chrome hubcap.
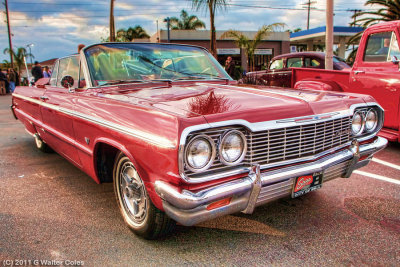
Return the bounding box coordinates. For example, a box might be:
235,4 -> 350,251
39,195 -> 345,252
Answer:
119,162 -> 147,224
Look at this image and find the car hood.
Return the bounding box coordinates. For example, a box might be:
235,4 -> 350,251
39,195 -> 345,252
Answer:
97,82 -> 362,123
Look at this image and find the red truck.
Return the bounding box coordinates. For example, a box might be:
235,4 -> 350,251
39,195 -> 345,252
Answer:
292,21 -> 400,142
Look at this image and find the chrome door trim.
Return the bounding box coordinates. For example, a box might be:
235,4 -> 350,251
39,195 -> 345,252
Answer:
13,93 -> 176,149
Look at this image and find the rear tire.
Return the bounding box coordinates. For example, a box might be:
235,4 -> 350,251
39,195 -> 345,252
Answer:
34,134 -> 53,153
113,152 -> 175,239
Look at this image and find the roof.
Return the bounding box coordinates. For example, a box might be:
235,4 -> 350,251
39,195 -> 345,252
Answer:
290,26 -> 363,43
151,30 -> 290,42
39,58 -> 57,67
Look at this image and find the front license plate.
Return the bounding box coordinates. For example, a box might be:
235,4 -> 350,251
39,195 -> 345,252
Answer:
292,172 -> 323,198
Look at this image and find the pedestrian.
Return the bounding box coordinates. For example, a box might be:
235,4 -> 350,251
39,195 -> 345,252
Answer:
43,66 -> 51,78
224,56 -> 235,77
31,61 -> 43,82
7,68 -> 17,93
14,68 -> 20,86
0,69 -> 8,94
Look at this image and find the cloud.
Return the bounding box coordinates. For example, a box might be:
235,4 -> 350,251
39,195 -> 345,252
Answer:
0,0 -> 368,62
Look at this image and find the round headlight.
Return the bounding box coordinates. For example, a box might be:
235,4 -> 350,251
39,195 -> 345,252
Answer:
185,135 -> 215,172
351,111 -> 364,136
219,130 -> 247,165
365,109 -> 378,132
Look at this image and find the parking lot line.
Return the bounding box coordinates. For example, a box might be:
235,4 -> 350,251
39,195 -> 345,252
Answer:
372,158 -> 400,171
354,170 -> 400,185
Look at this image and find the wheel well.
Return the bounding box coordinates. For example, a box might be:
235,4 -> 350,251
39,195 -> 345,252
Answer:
95,142 -> 120,183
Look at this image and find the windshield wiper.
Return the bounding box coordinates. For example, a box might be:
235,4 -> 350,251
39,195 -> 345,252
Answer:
100,79 -> 147,86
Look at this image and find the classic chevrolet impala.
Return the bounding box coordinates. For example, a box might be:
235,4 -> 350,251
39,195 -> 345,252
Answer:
11,43 -> 387,239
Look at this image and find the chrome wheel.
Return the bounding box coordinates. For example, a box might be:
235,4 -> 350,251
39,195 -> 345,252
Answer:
113,153 -> 176,239
119,162 -> 147,226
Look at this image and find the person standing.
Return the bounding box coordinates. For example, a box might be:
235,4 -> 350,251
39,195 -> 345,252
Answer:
225,56 -> 235,77
7,68 -> 16,93
0,70 -> 8,94
43,66 -> 51,78
31,61 -> 43,82
14,68 -> 20,86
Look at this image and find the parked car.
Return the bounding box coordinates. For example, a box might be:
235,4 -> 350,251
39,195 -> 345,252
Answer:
292,21 -> 400,142
11,43 -> 387,239
244,52 -> 350,87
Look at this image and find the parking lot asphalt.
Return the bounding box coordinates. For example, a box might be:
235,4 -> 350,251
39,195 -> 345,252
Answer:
1,94 -> 399,267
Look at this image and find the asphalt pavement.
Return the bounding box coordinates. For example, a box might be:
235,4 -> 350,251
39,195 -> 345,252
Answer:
1,94 -> 399,267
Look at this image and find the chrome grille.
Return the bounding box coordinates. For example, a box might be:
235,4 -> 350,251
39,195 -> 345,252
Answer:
184,116 -> 352,178
251,116 -> 352,165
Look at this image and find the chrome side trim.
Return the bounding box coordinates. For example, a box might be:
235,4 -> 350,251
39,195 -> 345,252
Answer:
12,93 -> 175,149
15,108 -> 93,155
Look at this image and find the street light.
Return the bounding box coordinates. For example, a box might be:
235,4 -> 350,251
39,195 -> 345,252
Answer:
26,43 -> 34,65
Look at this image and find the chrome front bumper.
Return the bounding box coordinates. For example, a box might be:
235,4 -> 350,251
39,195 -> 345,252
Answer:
155,137 -> 388,226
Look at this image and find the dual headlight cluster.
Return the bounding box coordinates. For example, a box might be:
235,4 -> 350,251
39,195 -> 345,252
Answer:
351,108 -> 380,136
185,130 -> 247,172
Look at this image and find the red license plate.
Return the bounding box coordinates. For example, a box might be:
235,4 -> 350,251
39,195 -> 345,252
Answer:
292,172 -> 323,198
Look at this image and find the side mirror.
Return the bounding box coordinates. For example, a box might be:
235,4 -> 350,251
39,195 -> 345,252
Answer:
61,75 -> 74,91
391,56 -> 400,65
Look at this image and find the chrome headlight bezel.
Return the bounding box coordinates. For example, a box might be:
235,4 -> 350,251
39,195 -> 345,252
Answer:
365,108 -> 378,133
351,105 -> 384,138
218,130 -> 248,166
184,135 -> 216,173
351,110 -> 365,136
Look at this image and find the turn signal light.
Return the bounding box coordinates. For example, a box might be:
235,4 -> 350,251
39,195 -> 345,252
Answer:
206,197 -> 232,210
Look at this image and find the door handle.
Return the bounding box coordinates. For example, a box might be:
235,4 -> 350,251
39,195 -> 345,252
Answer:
354,70 -> 365,75
39,96 -> 49,101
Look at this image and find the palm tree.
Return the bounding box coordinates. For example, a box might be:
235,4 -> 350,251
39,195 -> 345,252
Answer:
352,0 -> 400,28
169,10 -> 206,30
349,0 -> 400,44
3,47 -> 33,76
221,23 -> 285,72
2,60 -> 11,69
192,0 -> 229,58
106,25 -> 150,42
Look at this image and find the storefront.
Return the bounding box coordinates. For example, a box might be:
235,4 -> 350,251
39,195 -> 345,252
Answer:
151,30 -> 290,73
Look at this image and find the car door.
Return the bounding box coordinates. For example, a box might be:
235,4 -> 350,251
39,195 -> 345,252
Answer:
350,29 -> 400,130
40,55 -> 82,166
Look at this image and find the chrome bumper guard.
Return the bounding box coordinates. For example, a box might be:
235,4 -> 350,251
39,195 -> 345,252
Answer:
155,137 -> 387,226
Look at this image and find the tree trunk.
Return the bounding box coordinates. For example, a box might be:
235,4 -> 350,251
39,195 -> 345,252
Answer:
209,3 -> 217,58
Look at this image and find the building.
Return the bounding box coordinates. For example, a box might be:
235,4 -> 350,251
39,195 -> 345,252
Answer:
150,30 -> 290,72
290,26 -> 363,58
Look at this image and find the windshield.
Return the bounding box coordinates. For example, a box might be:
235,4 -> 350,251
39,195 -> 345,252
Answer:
84,43 -> 231,86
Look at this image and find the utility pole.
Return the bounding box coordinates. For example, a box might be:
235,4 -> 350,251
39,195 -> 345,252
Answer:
325,0 -> 334,70
109,0 -> 115,42
4,0 -> 14,68
348,9 -> 362,27
166,17 -> 170,43
303,0 -> 316,30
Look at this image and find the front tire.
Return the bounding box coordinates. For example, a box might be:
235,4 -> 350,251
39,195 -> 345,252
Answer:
113,152 -> 175,239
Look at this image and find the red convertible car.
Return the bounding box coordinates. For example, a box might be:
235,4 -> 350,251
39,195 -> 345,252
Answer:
11,43 -> 387,239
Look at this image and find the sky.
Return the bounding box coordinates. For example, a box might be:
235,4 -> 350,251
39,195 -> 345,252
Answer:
0,0 -> 372,62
